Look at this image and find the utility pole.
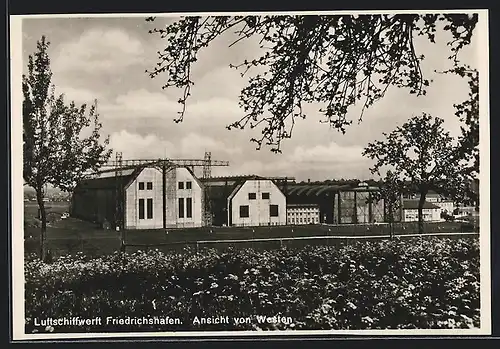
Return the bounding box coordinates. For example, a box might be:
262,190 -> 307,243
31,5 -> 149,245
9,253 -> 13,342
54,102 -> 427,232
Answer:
115,152 -> 125,251
162,161 -> 167,230
203,151 -> 212,227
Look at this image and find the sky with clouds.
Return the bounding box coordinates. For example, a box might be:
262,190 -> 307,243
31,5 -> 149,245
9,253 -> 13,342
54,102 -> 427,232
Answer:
20,14 -> 483,182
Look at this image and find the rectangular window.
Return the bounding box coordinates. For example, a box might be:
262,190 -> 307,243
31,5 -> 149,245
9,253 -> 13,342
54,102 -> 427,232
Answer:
138,199 -> 145,219
138,182 -> 145,190
146,182 -> 153,190
240,205 -> 249,218
178,198 -> 184,218
186,181 -> 192,189
270,204 -> 279,217
186,198 -> 192,218
248,193 -> 256,200
178,182 -> 184,190
147,198 -> 153,219
262,192 -> 270,199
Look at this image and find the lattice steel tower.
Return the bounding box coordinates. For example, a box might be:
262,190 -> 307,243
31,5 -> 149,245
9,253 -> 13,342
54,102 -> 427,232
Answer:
203,151 -> 212,179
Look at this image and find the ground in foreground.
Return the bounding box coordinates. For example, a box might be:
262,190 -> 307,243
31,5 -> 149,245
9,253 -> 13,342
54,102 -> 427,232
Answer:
25,236 -> 480,333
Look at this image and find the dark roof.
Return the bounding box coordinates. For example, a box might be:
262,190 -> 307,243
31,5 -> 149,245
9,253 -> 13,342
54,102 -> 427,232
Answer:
205,184 -> 238,201
282,183 -> 378,198
287,203 -> 320,208
205,176 -> 288,202
403,200 -> 440,210
201,175 -> 264,183
75,168 -> 139,190
74,166 -> 203,191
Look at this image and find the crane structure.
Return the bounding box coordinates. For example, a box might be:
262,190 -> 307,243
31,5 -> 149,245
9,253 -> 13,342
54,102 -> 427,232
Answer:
104,153 -> 230,229
100,157 -> 229,173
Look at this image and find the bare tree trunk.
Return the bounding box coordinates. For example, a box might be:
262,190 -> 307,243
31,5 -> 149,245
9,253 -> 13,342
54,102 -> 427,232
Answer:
35,187 -> 47,261
417,191 -> 427,234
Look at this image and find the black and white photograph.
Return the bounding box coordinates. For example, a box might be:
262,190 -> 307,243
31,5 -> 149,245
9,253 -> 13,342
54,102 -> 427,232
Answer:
10,10 -> 490,340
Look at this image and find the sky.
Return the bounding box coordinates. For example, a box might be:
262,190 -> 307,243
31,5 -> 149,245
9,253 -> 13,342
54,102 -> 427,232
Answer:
20,13 -> 483,182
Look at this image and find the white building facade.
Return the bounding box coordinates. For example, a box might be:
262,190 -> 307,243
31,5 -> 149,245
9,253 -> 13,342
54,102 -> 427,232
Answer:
124,166 -> 203,229
434,200 -> 455,214
402,200 -> 441,222
228,179 -> 287,226
287,204 -> 320,225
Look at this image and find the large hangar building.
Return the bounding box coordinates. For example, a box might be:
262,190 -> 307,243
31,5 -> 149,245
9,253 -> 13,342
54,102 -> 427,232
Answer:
70,165 -> 204,229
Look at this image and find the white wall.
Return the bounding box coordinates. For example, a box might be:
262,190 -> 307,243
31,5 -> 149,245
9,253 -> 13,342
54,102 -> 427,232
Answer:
230,179 -> 286,226
435,201 -> 454,214
403,208 -> 441,222
125,166 -> 204,230
174,167 -> 203,228
125,167 -> 163,229
287,206 -> 320,225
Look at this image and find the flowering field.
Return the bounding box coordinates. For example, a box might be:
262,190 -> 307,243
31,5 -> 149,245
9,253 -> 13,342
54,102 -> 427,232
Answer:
25,236 -> 480,333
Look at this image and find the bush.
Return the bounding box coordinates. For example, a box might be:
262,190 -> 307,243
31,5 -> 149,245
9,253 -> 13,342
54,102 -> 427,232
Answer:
25,237 -> 480,333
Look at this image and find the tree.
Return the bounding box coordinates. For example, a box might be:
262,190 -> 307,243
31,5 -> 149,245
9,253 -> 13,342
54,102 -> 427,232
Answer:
444,65 -> 479,175
369,170 -> 402,238
362,113 -> 476,234
145,13 -> 478,153
23,36 -> 112,260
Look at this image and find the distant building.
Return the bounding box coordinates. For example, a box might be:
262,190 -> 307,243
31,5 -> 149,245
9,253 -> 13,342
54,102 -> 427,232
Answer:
402,199 -> 441,222
287,204 -> 320,225
282,181 -> 394,224
434,200 -> 455,214
283,182 -> 344,224
413,190 -> 455,214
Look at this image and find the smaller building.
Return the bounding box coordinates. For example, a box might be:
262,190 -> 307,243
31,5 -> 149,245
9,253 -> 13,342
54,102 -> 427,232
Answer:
202,175 -> 287,227
434,200 -> 455,214
402,199 -> 441,222
287,204 -> 320,225
229,178 -> 287,227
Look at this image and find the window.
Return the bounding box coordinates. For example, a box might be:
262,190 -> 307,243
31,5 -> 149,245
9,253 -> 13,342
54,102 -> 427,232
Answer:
248,193 -> 256,200
186,181 -> 192,189
146,182 -> 153,190
262,192 -> 270,199
178,182 -> 184,190
270,204 -> 279,217
147,198 -> 153,219
178,198 -> 184,218
138,182 -> 145,190
138,199 -> 145,219
240,205 -> 249,218
186,198 -> 192,218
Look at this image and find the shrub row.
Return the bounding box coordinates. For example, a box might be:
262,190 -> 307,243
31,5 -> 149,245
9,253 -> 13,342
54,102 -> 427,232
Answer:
25,236 -> 480,333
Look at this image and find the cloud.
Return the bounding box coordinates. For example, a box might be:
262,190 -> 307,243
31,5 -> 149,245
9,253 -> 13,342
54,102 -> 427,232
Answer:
101,88 -> 243,123
109,130 -> 176,159
52,28 -> 145,73
212,141 -> 371,181
288,142 -> 365,165
56,85 -> 102,104
179,133 -> 242,156
109,130 -> 242,160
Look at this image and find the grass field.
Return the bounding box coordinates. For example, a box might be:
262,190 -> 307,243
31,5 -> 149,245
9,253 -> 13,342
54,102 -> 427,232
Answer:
23,202 -> 479,257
